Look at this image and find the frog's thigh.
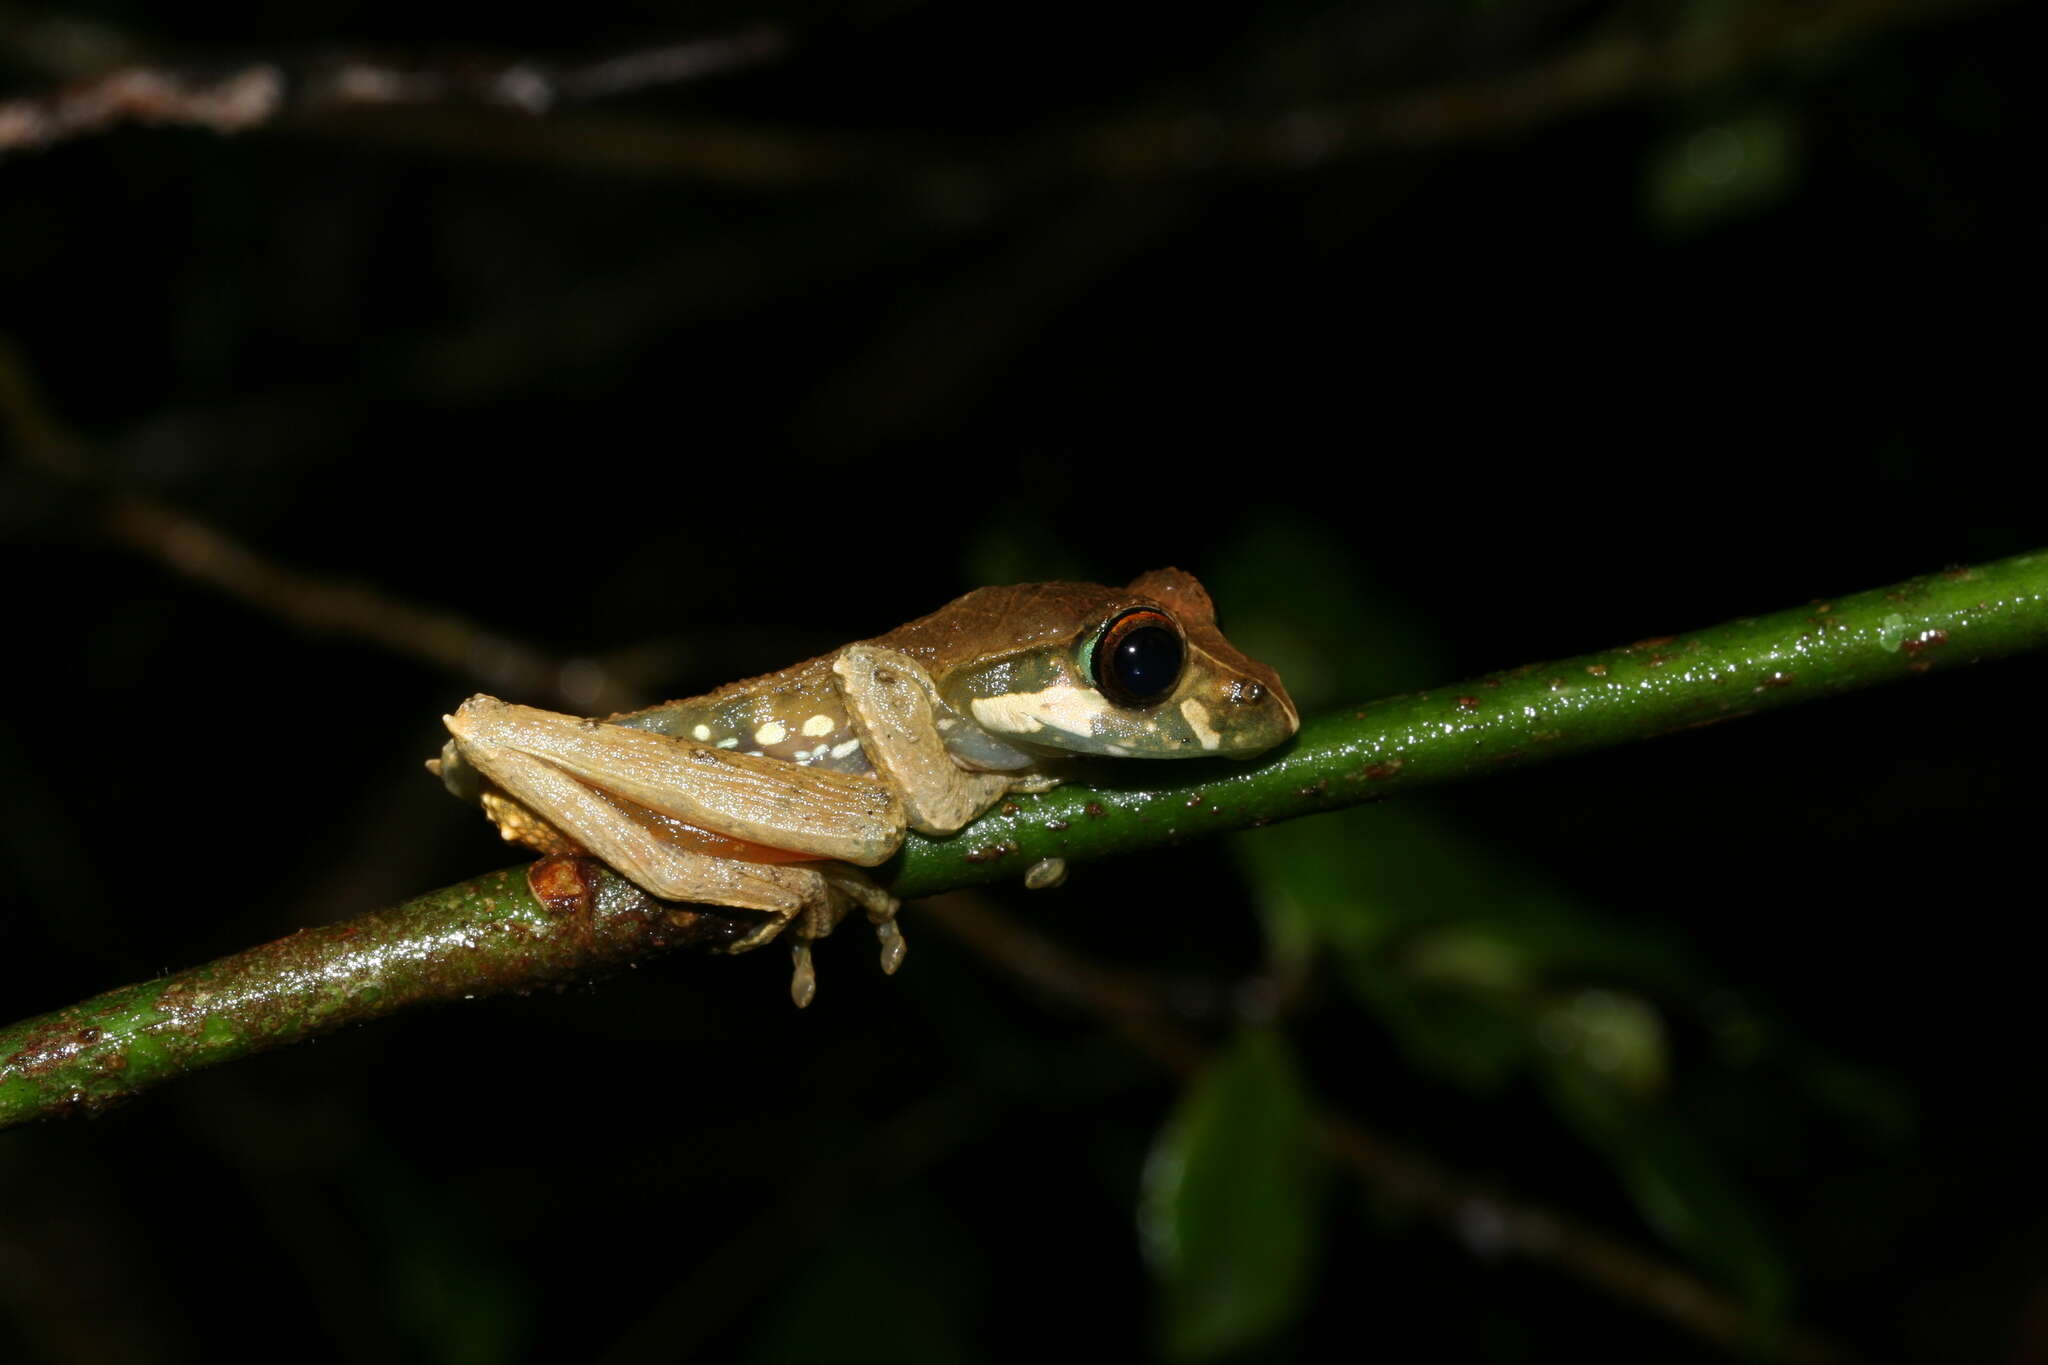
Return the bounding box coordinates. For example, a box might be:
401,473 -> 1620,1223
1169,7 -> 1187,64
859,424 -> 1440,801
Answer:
462,740 -> 810,916
448,697 -> 902,866
833,645 -> 1013,836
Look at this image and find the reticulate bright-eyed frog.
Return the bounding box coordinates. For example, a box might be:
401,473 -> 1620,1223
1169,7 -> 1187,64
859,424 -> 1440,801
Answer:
430,568 -> 1297,1005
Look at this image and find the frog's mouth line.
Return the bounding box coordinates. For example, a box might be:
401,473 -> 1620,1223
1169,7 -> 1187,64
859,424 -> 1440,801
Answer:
962,668 -> 1290,759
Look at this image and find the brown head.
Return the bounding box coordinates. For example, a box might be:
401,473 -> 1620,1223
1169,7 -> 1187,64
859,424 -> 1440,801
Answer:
885,568 -> 1299,759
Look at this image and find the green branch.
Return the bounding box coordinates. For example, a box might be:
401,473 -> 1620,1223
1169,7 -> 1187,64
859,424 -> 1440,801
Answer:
5,551 -> 2046,1128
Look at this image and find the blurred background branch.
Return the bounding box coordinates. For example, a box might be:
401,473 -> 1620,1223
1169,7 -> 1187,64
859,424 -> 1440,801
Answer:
0,20 -> 786,155
925,892 -> 1855,1365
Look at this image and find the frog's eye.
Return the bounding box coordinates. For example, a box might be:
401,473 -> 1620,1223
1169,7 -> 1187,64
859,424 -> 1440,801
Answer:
1092,608 -> 1185,708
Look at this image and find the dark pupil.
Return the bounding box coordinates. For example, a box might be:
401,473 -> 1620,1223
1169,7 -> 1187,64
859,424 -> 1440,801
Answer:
1108,625 -> 1182,703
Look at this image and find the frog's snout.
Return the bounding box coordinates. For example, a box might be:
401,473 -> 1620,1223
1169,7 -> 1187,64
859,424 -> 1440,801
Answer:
1186,668 -> 1296,757
1225,670 -> 1298,734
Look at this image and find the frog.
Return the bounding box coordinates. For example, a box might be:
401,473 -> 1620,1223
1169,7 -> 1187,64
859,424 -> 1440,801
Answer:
430,568 -> 1297,1006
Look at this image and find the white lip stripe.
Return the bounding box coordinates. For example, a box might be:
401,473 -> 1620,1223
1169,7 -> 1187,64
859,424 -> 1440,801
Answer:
971,686 -> 1109,738
1180,697 -> 1222,750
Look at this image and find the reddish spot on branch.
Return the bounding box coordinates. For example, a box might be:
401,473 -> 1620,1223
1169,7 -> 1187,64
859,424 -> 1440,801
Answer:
528,855 -> 599,916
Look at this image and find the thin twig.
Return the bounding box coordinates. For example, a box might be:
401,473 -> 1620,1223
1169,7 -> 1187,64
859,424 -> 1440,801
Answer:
1083,0 -> 2005,175
0,337 -> 635,711
599,1089 -> 984,1365
2,0 -> 1997,177
920,892 -> 1859,1365
0,25 -> 786,156
98,492 -> 616,708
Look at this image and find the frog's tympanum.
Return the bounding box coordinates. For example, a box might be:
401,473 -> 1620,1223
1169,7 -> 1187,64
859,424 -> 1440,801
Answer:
432,569 -> 1297,1005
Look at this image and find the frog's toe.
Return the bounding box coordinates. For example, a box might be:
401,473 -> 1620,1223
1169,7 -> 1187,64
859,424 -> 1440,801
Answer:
1023,857 -> 1068,890
729,913 -> 792,954
875,917 -> 907,976
789,940 -> 818,1009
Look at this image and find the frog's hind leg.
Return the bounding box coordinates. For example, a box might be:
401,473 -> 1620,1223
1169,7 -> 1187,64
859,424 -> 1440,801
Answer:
454,734 -> 887,1005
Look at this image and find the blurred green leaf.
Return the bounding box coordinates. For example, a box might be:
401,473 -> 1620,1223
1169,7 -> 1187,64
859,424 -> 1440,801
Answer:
1238,803 -> 1693,1092
750,1193 -> 978,1365
1239,800 -> 1799,1306
1535,988 -> 1669,1097
1238,803 -> 1698,986
962,516 -> 1092,588
1540,1056 -> 1789,1316
1644,105 -> 1802,233
1347,960 -> 1531,1091
1140,1028 -> 1326,1362
393,1234 -> 527,1365
362,1169 -> 530,1365
1210,518 -> 1445,713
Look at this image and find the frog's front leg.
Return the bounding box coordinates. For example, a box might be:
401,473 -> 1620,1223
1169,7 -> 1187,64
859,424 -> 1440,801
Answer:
833,644 -> 1017,835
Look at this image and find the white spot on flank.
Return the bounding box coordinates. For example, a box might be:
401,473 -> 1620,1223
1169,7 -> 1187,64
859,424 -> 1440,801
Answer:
831,739 -> 862,759
972,687 -> 1109,738
1180,698 -> 1222,750
716,737 -> 739,749
803,713 -> 835,737
754,721 -> 787,746
691,724 -> 712,741
1105,743 -> 1132,756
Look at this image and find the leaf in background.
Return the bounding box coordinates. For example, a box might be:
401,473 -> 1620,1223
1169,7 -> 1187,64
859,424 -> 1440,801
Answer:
360,1166 -> 531,1365
1239,801 -> 1795,1303
1239,802 -> 1699,987
749,1192 -> 978,1365
1139,1028 -> 1326,1362
1534,987 -> 1669,1098
1539,1053 -> 1789,1317
1644,105 -> 1802,234
1208,517 -> 1446,713
1345,958 -> 1531,1091
961,515 -> 1094,589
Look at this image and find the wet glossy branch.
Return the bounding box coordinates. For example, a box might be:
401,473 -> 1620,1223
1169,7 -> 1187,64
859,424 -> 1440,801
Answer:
883,551 -> 2048,897
0,860 -> 747,1128
4,550 -> 2046,1128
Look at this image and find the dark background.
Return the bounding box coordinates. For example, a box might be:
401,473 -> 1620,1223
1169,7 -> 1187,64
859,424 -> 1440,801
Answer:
3,1 -> 2045,1360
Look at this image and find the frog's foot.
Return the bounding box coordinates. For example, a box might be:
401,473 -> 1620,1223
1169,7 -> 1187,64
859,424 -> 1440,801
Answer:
789,940 -> 819,1009
820,865 -> 905,976
721,863 -> 901,1006
1022,857 -> 1068,890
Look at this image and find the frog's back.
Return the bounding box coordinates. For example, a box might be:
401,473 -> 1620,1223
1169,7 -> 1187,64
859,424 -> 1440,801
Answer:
605,580 -> 1176,775
866,582 -> 1123,671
